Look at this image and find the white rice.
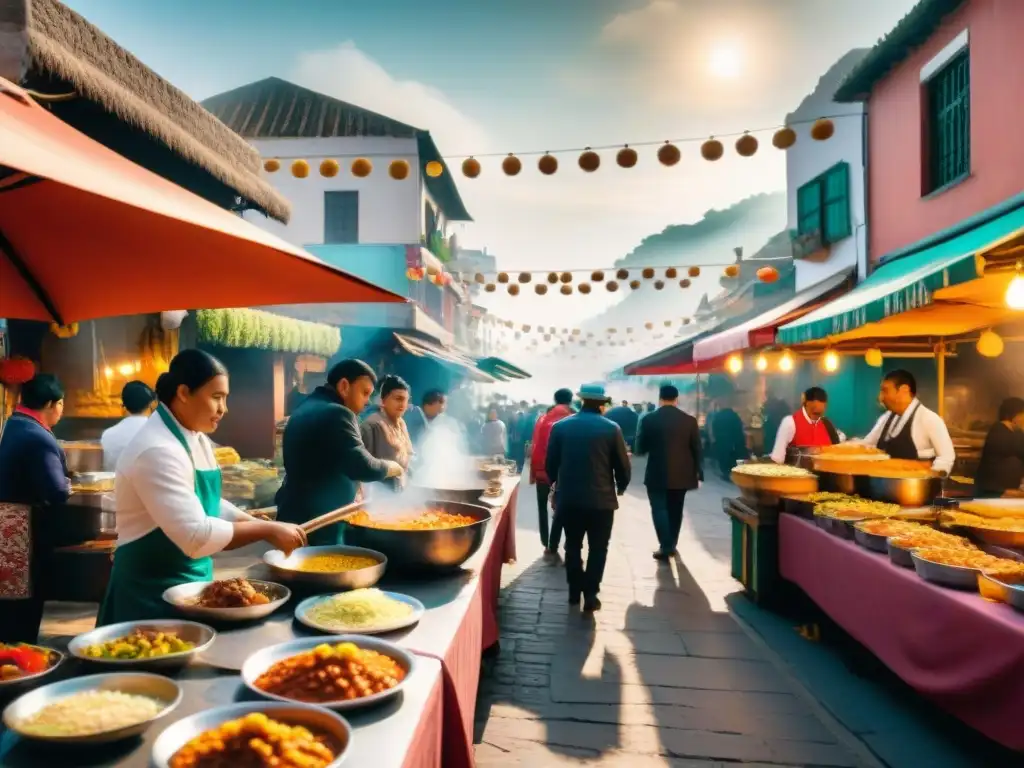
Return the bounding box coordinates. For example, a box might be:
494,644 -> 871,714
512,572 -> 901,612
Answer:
18,690 -> 165,737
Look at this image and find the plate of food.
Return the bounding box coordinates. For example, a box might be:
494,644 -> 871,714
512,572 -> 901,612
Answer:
295,589 -> 425,635
2,672 -> 181,744
263,545 -> 387,590
163,578 -> 291,622
68,620 -> 216,669
151,702 -> 351,768
886,529 -> 975,568
911,547 -> 1009,590
0,643 -> 64,691
241,636 -> 414,711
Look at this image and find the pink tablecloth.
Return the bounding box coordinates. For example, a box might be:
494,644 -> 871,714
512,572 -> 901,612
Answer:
779,514 -> 1024,751
400,670 -> 444,768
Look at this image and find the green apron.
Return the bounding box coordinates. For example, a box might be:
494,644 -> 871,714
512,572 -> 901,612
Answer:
97,405 -> 222,626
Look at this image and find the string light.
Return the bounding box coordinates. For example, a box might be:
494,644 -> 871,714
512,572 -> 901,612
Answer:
755,353 -> 768,372
1005,261 -> 1024,310
823,350 -> 840,373
726,354 -> 743,375
779,350 -> 794,372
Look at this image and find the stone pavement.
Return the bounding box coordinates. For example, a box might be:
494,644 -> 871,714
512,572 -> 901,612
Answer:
474,466 -> 870,767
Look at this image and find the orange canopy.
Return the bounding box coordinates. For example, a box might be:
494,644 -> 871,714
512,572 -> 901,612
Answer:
0,78 -> 404,325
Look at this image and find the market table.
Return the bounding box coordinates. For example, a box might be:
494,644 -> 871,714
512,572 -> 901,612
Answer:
778,513 -> 1024,751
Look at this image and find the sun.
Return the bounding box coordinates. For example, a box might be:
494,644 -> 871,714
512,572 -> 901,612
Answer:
709,44 -> 742,79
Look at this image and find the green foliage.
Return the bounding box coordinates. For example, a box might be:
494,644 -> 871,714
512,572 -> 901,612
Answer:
427,231 -> 452,263
195,309 -> 341,357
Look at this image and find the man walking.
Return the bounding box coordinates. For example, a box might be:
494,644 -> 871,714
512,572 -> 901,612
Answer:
546,384 -> 631,612
529,388 -> 574,560
634,384 -> 702,561
604,400 -> 639,450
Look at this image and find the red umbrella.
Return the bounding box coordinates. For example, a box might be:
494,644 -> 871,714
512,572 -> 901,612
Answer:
0,77 -> 404,325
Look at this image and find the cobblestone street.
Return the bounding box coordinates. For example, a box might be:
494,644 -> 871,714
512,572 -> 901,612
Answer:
473,464 -> 870,767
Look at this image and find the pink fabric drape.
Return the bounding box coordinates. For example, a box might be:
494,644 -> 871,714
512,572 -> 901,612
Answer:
400,671 -> 444,768
779,514 -> 1024,750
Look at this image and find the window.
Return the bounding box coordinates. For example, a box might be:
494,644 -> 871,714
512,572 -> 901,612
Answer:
795,162 -> 851,246
324,191 -> 359,244
926,50 -> 970,193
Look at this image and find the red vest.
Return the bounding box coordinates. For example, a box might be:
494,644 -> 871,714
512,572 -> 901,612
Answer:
790,409 -> 833,448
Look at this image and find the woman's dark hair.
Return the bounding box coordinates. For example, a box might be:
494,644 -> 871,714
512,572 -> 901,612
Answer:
327,358 -> 377,388
20,374 -> 64,410
998,397 -> 1024,422
122,381 -> 156,414
155,349 -> 228,406
883,369 -> 917,396
380,375 -> 409,399
422,389 -> 446,407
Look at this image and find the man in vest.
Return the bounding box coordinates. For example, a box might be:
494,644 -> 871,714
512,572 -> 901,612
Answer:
769,387 -> 844,464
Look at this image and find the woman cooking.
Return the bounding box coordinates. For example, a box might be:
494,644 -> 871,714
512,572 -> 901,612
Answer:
974,397 -> 1024,497
97,350 -> 306,625
360,375 -> 413,490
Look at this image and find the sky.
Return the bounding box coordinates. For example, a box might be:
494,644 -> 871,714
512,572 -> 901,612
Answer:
64,0 -> 918,394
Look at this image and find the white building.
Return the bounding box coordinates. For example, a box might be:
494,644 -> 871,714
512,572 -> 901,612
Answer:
786,50 -> 870,291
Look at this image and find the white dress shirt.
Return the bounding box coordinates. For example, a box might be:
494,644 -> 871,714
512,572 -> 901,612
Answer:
101,415 -> 149,471
770,409 -> 847,463
114,410 -> 252,559
861,398 -> 956,473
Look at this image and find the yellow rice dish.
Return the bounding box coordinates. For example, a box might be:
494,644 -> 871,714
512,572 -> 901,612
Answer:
304,589 -> 415,631
294,554 -> 379,573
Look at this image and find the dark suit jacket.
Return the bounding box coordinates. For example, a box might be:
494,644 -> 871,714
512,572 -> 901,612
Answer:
0,412 -> 70,505
634,405 -> 703,490
275,387 -> 389,545
546,410 -> 631,511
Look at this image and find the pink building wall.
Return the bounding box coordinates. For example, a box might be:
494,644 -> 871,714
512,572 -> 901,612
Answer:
867,0 -> 1024,262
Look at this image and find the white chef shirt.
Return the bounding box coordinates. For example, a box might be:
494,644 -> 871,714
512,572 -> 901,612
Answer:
100,415 -> 149,471
860,398 -> 956,474
114,409 -> 252,559
770,409 -> 847,464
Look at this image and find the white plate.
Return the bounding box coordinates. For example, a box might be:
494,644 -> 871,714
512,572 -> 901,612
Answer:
294,591 -> 425,635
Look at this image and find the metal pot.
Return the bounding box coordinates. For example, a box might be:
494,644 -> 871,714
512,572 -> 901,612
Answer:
60,441 -> 104,474
857,475 -> 942,506
815,470 -> 857,495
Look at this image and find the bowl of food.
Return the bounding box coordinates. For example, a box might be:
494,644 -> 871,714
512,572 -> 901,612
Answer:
340,500 -> 492,572
151,703 -> 351,768
68,620 -> 216,669
0,644 -> 64,692
241,636 -> 414,711
910,547 -> 1009,590
853,519 -> 927,553
295,589 -> 425,635
887,529 -> 975,569
730,463 -> 818,504
263,545 -> 387,590
163,578 -> 291,622
2,672 -> 181,744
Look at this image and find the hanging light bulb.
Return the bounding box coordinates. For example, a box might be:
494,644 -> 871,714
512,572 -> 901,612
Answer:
726,354 -> 743,375
977,329 -> 1005,358
1006,262 -> 1024,310
755,353 -> 768,372
823,349 -> 840,373
865,347 -> 883,368
779,350 -> 794,372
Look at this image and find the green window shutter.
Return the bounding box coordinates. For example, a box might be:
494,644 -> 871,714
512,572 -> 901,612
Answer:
928,50 -> 971,192
797,180 -> 822,237
822,162 -> 851,243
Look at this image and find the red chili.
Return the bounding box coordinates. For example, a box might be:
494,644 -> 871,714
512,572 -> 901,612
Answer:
0,646 -> 48,673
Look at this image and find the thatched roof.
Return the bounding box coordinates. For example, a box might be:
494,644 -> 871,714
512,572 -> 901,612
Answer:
203,77 -> 472,222
21,0 -> 290,222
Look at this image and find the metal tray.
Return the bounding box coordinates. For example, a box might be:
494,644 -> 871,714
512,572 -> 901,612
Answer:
887,540 -> 916,568
263,545 -> 387,590
911,552 -> 979,590
782,495 -> 816,519
853,526 -> 889,553
815,515 -> 864,539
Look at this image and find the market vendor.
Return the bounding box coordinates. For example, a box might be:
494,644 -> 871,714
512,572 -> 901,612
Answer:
406,389 -> 448,446
360,374 -> 413,491
276,359 -> 404,545
861,369 -> 955,474
101,380 -> 157,470
769,387 -> 845,464
974,397 -> 1024,497
0,374 -> 70,642
97,350 -> 307,625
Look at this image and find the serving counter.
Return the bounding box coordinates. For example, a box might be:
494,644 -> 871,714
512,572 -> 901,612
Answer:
0,477 -> 520,768
778,513 -> 1024,751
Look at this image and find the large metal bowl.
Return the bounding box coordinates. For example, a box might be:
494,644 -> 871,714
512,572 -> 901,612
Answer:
911,552 -> 979,590
853,525 -> 889,553
0,645 -> 65,693
162,579 -> 292,622
151,701 -> 352,767
68,620 -> 216,669
887,539 -> 916,568
241,635 -> 415,712
2,672 -> 181,744
263,545 -> 387,590
857,475 -> 942,506
340,500 -> 491,572
814,470 -> 858,495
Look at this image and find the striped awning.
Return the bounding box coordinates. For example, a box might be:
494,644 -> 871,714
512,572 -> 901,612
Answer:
393,333 -> 497,383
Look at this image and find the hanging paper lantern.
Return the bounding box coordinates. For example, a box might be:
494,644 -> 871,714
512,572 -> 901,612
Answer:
811,118 -> 835,141
425,160 -> 444,178
628,280 -> 640,290
724,264 -> 740,278
578,283 -> 592,295
680,278 -> 691,288
560,272 -> 573,283
497,272 -> 510,283
49,322 -> 79,339
462,157 -> 481,178
664,320 -> 672,327
607,281 -> 619,292
773,127 -> 797,150
515,331 -> 522,339
657,142 -> 681,167
977,329 -> 1004,358
474,273 -> 486,284
406,266 -> 425,281
682,317 -> 691,325
616,269 -> 629,280
351,158 -> 372,178
578,148 -> 600,172
735,133 -> 758,157
544,334 -> 552,341
616,146 -> 638,168
865,348 -> 883,368
608,328 -> 617,334
572,329 -> 581,336
388,159 -> 410,180
560,284 -> 573,295
484,283 -> 496,293
263,158 -> 280,173
701,138 -> 724,161
591,270 -> 605,282
688,266 -> 701,278
538,154 -> 558,175
0,356 -> 36,386
518,272 -> 532,283
642,267 -> 655,280
502,154 -> 522,176
757,266 -> 780,283
508,284 -> 520,296
320,159 -> 340,178
597,341 -> 604,347
291,159 -> 310,178
644,322 -> 654,330
654,280 -> 665,290
523,324 -> 532,332
535,284 -> 548,295
665,267 -> 678,279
